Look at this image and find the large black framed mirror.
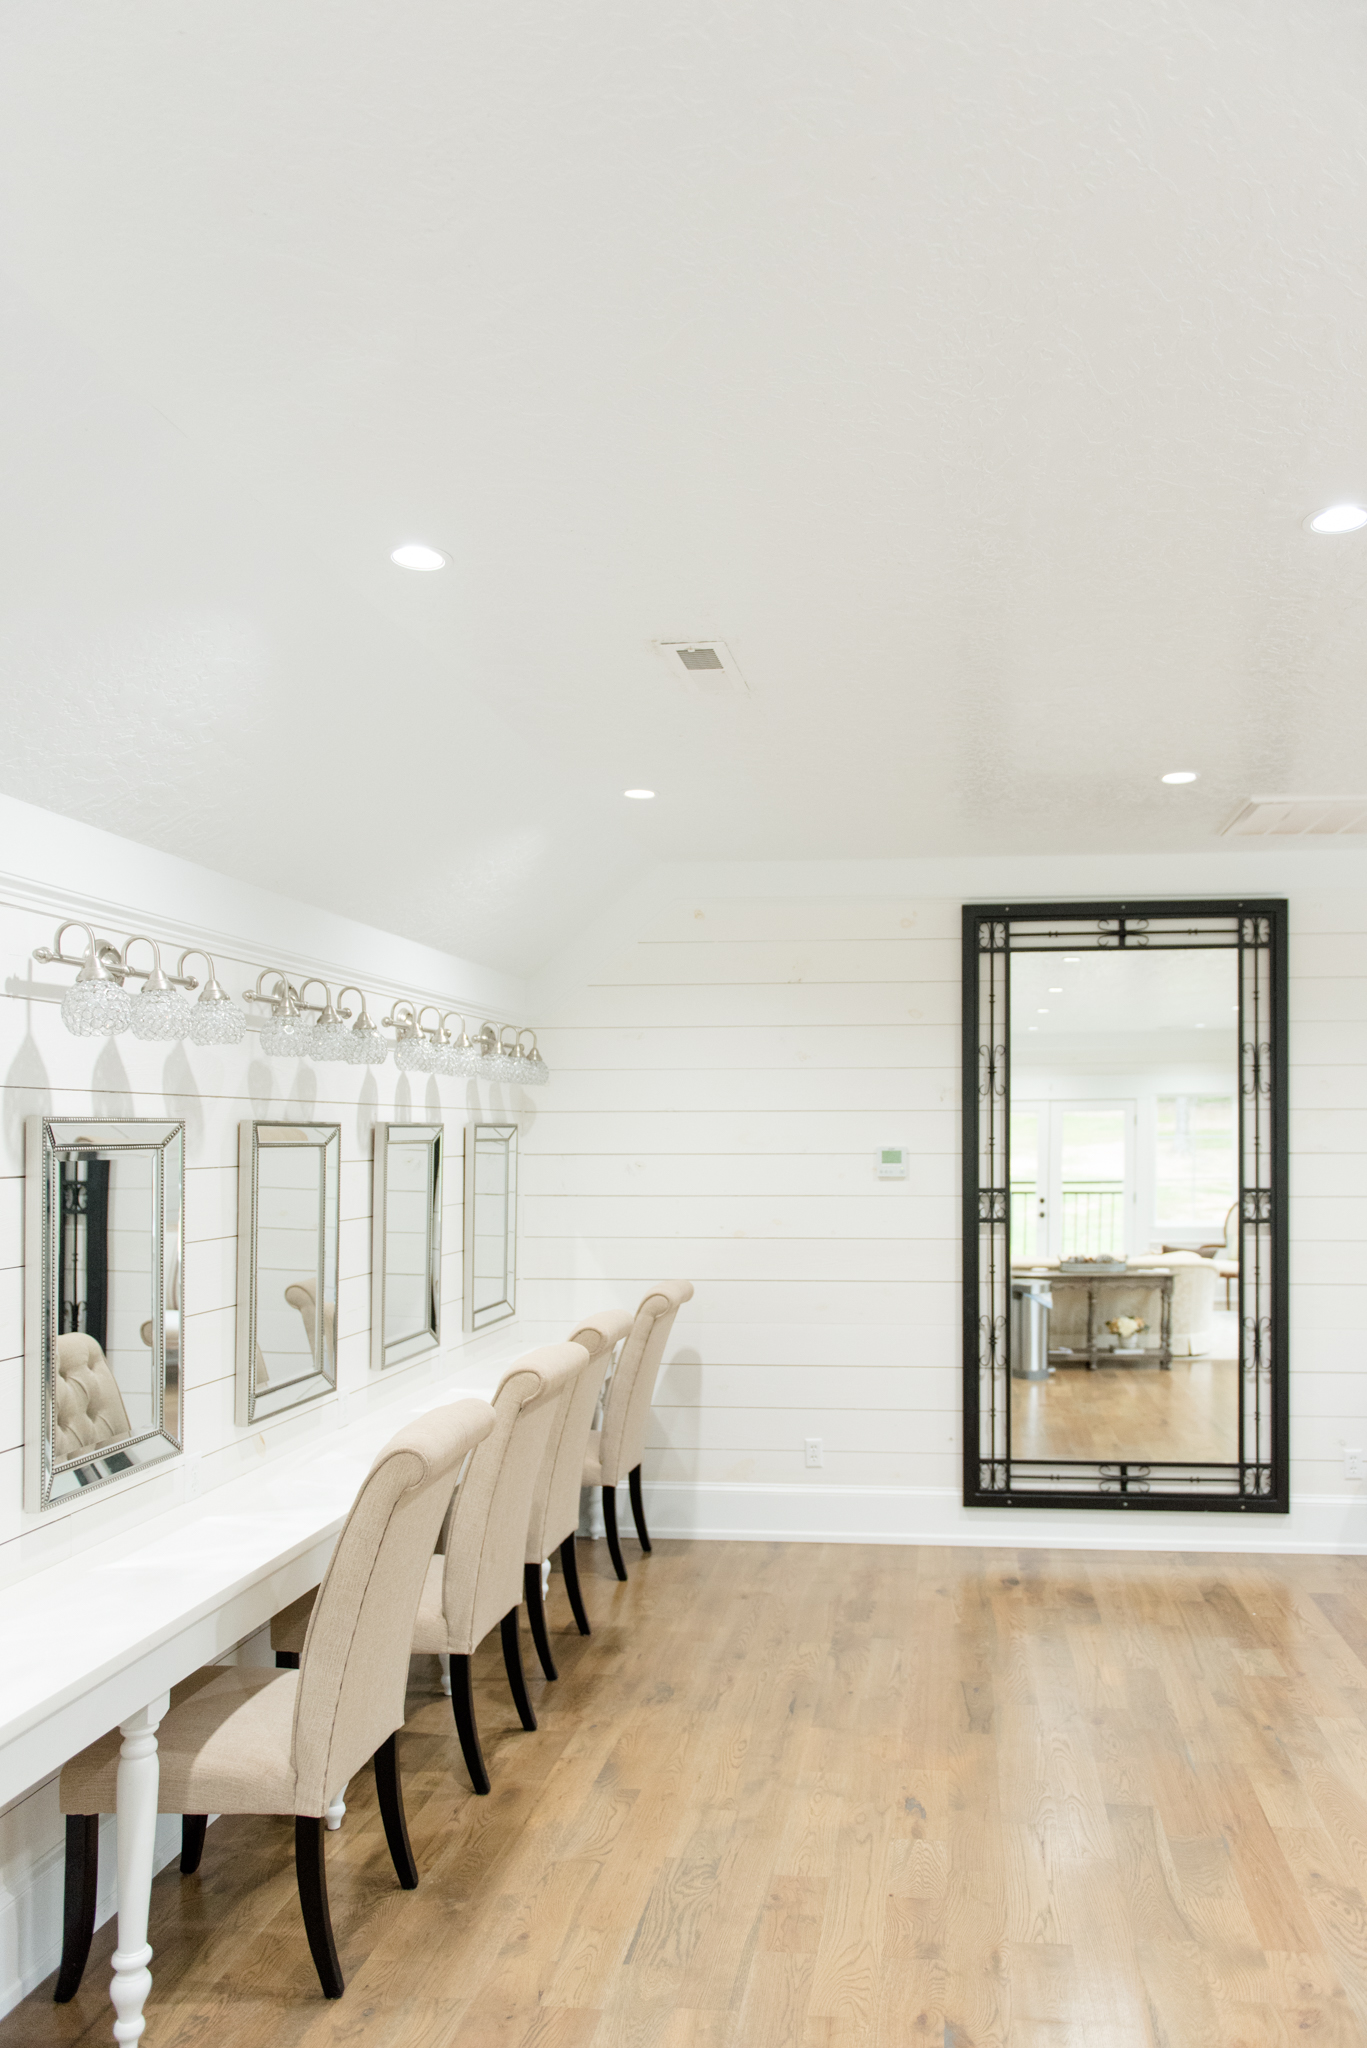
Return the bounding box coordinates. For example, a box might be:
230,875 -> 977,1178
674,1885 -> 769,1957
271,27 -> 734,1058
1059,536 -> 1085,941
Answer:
963,900 -> 1287,1514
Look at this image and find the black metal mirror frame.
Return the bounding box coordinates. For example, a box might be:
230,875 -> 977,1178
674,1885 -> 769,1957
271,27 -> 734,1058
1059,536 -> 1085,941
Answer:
962,898 -> 1288,1515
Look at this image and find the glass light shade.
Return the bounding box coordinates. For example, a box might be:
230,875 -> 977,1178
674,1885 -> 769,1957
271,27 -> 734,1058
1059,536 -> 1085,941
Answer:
260,1015 -> 315,1059
60,978 -> 133,1037
309,1017 -> 353,1063
522,1049 -> 550,1086
395,1033 -> 435,1073
129,987 -> 193,1042
187,995 -> 247,1047
348,1022 -> 389,1066
442,1039 -> 479,1078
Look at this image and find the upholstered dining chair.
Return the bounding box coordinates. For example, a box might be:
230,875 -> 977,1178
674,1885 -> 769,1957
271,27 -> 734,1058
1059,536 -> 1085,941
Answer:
272,1345 -> 587,1798
523,1309 -> 633,1678
584,1280 -> 694,1581
55,1396 -> 496,2004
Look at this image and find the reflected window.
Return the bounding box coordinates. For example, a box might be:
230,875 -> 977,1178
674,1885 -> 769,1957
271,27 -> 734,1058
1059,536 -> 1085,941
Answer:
1155,1095 -> 1236,1230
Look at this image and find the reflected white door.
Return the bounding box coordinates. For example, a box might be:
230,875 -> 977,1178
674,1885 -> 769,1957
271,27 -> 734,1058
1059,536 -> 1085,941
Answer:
1012,1100 -> 1136,1261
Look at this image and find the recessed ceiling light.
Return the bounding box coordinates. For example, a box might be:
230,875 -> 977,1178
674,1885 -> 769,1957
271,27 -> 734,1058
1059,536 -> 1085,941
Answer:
1064,956 -> 1079,963
1049,986 -> 1063,993
624,789 -> 655,800
1037,1008 -> 1048,1015
1161,771 -> 1199,784
1027,1026 -> 1038,1032
1305,504 -> 1367,536
390,543 -> 447,571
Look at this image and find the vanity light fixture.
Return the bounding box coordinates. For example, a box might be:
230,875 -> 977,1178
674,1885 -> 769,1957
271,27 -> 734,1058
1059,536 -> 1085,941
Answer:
624,789 -> 655,800
257,976 -> 315,1060
1305,504 -> 1367,535
179,951 -> 248,1046
125,938 -> 194,1041
337,986 -> 389,1065
390,542 -> 447,571
36,920 -> 548,1083
1161,771 -> 1199,784
41,924 -> 134,1036
300,982 -> 353,1063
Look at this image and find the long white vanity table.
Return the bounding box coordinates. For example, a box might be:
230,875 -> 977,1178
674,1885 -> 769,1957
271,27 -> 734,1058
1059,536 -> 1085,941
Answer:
0,1324 -> 547,2046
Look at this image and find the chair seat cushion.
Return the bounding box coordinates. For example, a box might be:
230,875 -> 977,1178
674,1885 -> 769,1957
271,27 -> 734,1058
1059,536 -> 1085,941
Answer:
582,1429 -> 603,1485
60,1667 -> 300,1818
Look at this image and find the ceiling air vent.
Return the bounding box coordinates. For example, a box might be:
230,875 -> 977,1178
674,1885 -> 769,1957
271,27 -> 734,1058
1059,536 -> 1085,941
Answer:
1221,796 -> 1367,837
652,639 -> 749,693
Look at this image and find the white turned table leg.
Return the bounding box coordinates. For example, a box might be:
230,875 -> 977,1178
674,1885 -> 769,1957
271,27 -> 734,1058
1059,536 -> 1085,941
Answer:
325,1784 -> 347,1831
440,1654 -> 452,1697
111,1693 -> 169,2047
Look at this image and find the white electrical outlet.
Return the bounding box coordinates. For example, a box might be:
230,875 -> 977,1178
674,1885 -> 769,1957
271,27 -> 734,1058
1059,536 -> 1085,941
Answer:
804,1437 -> 823,1469
1346,1448 -> 1367,1481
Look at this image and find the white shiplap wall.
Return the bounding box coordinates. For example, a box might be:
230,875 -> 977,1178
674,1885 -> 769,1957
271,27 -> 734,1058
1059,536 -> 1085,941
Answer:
527,857 -> 1367,1553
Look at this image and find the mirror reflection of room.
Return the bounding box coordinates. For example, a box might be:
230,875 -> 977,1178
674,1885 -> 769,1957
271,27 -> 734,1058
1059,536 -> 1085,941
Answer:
255,1142 -> 334,1395
55,1143 -> 161,1458
1009,948 -> 1239,1466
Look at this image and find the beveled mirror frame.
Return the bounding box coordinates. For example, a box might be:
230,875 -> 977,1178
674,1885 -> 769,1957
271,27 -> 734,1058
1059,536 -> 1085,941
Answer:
962,899 -> 1288,1515
25,1115 -> 185,1513
371,1122 -> 443,1371
236,1120 -> 341,1425
463,1121 -> 517,1332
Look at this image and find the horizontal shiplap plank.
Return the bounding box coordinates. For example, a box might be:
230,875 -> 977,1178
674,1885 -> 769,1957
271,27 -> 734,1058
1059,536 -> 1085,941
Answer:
533,1025 -> 962,1071
587,937 -> 961,988
521,1195 -> 957,1241
519,1236 -> 957,1285
519,1152 -> 959,1199
546,981 -> 961,1029
520,1112 -> 961,1155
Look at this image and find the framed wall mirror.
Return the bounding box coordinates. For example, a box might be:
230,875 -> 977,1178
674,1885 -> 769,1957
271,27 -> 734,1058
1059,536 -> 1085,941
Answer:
372,1123 -> 443,1370
463,1122 -> 517,1332
237,1121 -> 340,1424
25,1116 -> 184,1512
963,901 -> 1288,1513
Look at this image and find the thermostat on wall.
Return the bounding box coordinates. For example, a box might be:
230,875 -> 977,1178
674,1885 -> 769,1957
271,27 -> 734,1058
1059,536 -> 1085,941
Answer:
877,1147 -> 908,1179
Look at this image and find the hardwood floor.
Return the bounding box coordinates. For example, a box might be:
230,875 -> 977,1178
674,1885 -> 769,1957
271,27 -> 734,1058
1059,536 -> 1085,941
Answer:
11,1535 -> 1367,2045
1011,1356 -> 1241,1462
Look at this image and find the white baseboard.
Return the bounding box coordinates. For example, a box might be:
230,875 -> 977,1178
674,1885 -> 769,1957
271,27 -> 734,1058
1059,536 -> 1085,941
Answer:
635,1479 -> 1367,1554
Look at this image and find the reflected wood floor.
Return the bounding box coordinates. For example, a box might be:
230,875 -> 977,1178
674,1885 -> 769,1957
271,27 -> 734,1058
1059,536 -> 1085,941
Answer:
10,1537 -> 1367,2045
1012,1356 -> 1241,1463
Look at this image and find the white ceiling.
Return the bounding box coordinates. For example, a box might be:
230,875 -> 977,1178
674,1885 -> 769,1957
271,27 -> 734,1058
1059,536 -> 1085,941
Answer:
1,3 -> 1366,971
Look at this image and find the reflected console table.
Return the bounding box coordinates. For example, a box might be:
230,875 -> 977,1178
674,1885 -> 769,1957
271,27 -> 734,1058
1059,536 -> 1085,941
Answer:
1015,1266 -> 1175,1374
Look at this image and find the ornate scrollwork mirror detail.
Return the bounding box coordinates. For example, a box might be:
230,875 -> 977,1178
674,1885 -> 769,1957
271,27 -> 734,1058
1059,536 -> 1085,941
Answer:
962,900 -> 1288,1513
236,1121 -> 340,1423
25,1117 -> 185,1511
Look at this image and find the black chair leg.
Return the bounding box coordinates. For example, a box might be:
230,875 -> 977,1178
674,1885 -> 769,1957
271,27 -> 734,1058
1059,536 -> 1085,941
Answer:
560,1534 -> 591,1635
628,1465 -> 653,1553
524,1561 -> 559,1681
54,1815 -> 98,2002
294,1817 -> 344,1998
450,1653 -> 491,1794
501,1608 -> 538,1731
180,1815 -> 208,1875
275,1650 -> 299,1669
372,1734 -> 418,1889
603,1486 -> 629,1581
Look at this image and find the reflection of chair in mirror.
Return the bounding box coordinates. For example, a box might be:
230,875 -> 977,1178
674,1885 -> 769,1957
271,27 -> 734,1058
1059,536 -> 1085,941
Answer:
524,1309 -> 633,1676
584,1280 -> 694,1581
53,1334 -> 132,1462
56,1396 -> 496,2004
284,1278 -> 336,1361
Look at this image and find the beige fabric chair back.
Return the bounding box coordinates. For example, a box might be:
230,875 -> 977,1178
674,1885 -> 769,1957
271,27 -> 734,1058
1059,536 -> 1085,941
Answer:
598,1281 -> 693,1486
290,1396 -> 495,1815
53,1334 -> 133,1462
526,1311 -> 632,1565
441,1344 -> 586,1654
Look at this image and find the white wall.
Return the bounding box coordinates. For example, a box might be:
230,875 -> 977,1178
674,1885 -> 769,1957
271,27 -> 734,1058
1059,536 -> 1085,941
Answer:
0,795 -> 536,2013
529,849 -> 1367,1556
